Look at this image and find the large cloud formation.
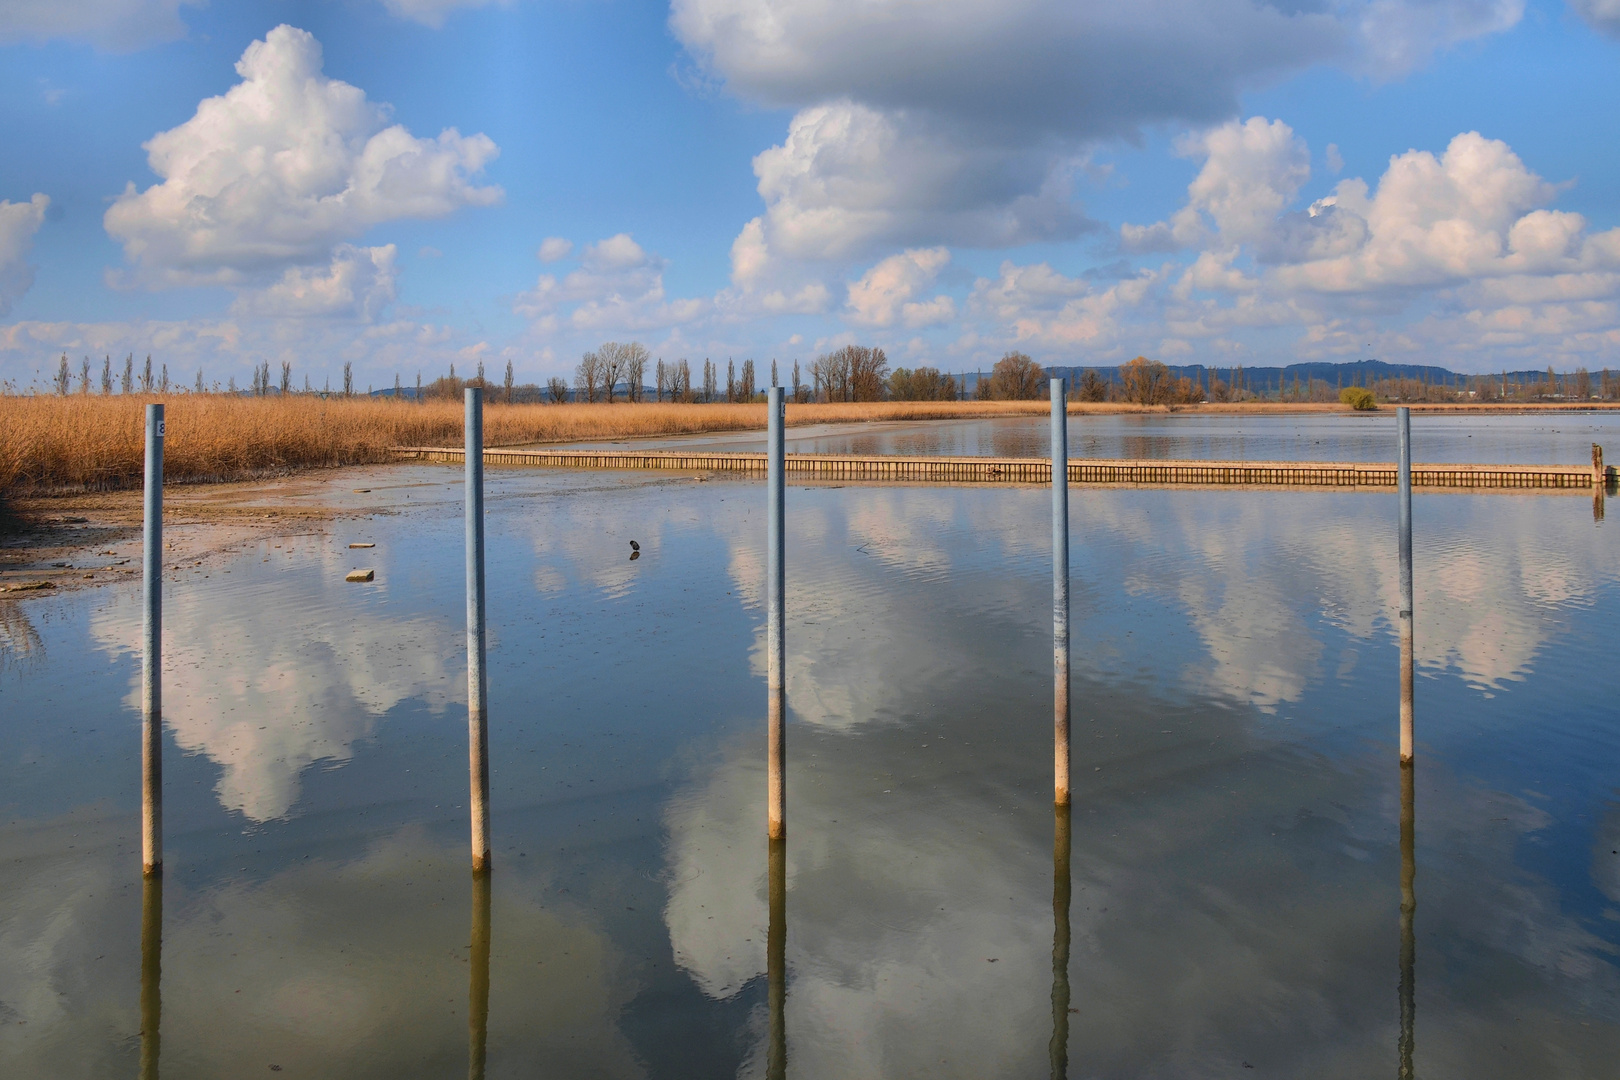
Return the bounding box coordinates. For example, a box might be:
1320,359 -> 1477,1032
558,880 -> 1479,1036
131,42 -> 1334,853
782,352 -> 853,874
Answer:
1109,119 -> 1620,367
104,25 -> 501,296
672,0 -> 1525,267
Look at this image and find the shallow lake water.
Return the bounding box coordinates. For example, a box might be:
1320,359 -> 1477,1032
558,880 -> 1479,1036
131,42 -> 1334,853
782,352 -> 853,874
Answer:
561,410 -> 1620,466
2,423 -> 1619,1077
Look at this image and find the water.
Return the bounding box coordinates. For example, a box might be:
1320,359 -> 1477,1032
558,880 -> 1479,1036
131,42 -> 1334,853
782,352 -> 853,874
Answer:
559,410 -> 1620,465
2,428 -> 1618,1076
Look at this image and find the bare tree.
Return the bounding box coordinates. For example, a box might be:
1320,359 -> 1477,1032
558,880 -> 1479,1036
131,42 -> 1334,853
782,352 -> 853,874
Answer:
78,356 -> 91,394
1078,369 -> 1109,402
343,361 -> 354,397
547,376 -> 569,403
576,351 -> 603,402
195,368 -> 205,393
791,360 -> 804,403
102,356 -> 113,395
1116,356 -> 1173,404
740,359 -> 755,400
674,359 -> 692,401
888,366 -> 958,401
626,346 -> 646,402
594,342 -> 627,402
504,359 -> 514,403
726,359 -> 737,402
988,351 -> 1043,400
655,359 -> 667,402
121,355 -> 134,394
160,364 -> 170,393
395,372 -> 402,399
280,361 -> 292,394
139,355 -> 154,393
703,360 -> 716,403
54,354 -> 71,395
770,359 -> 778,388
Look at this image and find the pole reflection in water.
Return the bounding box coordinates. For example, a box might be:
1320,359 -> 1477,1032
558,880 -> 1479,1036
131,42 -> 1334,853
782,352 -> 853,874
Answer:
468,870 -> 491,1080
767,837 -> 787,1080
139,873 -> 162,1080
1398,761 -> 1416,1080
1050,804 -> 1072,1080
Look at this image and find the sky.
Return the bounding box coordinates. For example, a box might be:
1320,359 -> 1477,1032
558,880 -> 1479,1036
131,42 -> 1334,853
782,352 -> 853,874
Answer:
1,0 -> 1618,391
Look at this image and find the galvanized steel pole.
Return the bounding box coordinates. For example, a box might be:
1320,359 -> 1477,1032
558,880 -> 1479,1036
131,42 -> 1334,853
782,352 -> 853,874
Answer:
1050,803 -> 1072,1080
1397,406 -> 1415,763
142,403 -> 164,876
468,867 -> 492,1080
1397,759 -> 1416,1080
139,872 -> 162,1080
466,388 -> 491,870
767,386 -> 786,839
1051,379 -> 1071,805
767,837 -> 787,1080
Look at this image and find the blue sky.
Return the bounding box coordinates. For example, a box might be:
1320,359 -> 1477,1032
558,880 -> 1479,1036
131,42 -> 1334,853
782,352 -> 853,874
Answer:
1,0 -> 1618,389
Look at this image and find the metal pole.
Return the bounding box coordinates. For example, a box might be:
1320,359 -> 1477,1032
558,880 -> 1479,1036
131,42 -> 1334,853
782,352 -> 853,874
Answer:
138,872 -> 162,1080
1050,803 -> 1072,1080
1396,406 -> 1414,763
767,386 -> 786,839
767,837 -> 787,1080
1051,378 -> 1071,805
466,388 -> 491,870
468,868 -> 492,1080
142,403 -> 164,875
1398,760 -> 1416,1080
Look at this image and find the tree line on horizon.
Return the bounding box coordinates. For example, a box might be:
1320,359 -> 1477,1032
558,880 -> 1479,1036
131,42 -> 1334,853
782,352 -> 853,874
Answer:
28,345 -> 1620,406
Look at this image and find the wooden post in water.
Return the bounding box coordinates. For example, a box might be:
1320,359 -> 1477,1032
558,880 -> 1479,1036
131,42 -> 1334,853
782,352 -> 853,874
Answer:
142,403 -> 164,876
1051,378 -> 1071,805
767,837 -> 787,1080
1398,759 -> 1416,1080
138,872 -> 162,1080
465,388 -> 491,871
1396,407 -> 1415,764
468,868 -> 491,1080
767,386 -> 787,839
1050,803 -> 1072,1080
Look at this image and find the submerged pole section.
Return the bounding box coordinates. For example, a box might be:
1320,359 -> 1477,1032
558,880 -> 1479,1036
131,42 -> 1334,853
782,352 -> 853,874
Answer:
142,403 -> 164,876
466,388 -> 491,871
138,872 -> 162,1080
767,386 -> 787,840
1396,407 -> 1414,764
767,837 -> 787,1080
1051,378 -> 1071,805
1050,804 -> 1072,1080
1398,760 -> 1416,1080
468,868 -> 492,1080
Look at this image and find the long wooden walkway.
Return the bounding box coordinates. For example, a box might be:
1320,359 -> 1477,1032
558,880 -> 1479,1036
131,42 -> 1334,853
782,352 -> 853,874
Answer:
392,446 -> 1610,490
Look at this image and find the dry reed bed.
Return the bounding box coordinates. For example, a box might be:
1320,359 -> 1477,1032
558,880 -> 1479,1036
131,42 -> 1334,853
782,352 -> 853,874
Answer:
7,393 -> 1601,496
0,396 -> 1067,493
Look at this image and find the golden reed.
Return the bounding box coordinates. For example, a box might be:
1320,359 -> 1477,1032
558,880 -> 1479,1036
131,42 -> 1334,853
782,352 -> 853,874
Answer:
0,395 -> 1068,492
5,392 -> 1592,495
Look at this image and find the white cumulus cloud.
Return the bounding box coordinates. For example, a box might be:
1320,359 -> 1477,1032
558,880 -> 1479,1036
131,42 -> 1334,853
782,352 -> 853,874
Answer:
537,236 -> 574,262
676,0 -> 1524,267
232,244 -> 399,321
103,24 -> 501,288
845,247 -> 955,328
0,194 -> 49,317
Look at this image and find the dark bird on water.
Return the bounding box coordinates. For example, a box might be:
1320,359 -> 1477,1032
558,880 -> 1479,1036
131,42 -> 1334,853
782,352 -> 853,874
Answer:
630,540 -> 640,551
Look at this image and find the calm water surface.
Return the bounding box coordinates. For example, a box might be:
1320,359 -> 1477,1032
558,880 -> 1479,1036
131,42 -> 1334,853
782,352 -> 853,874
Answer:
1,444 -> 1618,1076
561,410 -> 1620,465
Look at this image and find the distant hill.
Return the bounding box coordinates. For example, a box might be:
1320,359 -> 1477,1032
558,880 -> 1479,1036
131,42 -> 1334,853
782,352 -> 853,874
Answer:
957,358 -> 1601,394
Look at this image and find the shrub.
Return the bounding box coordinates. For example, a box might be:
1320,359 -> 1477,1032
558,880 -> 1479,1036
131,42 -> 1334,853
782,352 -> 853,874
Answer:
1340,386 -> 1377,410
